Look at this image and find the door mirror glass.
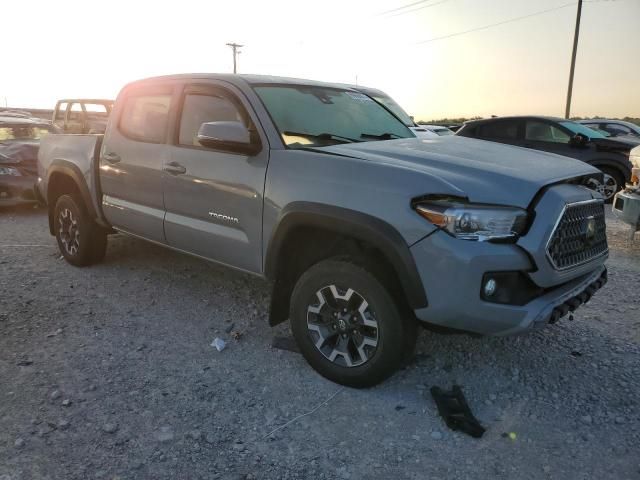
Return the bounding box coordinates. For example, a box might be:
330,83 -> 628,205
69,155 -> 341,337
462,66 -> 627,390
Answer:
197,121 -> 257,154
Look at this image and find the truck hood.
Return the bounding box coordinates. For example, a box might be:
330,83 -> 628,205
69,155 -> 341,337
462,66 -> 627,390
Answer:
591,135 -> 639,150
313,136 -> 599,208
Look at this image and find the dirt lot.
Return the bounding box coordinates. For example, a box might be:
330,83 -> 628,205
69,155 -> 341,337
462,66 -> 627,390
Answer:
1,205 -> 638,480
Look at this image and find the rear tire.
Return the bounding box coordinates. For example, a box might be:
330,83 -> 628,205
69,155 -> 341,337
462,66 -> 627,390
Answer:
290,259 -> 413,388
54,194 -> 107,267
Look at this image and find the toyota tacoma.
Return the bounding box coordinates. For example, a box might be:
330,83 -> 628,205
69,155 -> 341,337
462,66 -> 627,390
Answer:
38,74 -> 609,387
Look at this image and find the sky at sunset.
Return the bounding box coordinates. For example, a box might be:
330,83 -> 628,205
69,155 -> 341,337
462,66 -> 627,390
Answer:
1,0 -> 638,120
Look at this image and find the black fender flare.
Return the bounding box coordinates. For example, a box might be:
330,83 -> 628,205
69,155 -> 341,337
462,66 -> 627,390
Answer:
264,202 -> 428,310
588,158 -> 631,181
45,160 -> 97,234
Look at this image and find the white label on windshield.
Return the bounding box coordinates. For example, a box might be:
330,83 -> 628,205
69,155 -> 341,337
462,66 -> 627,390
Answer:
346,92 -> 373,102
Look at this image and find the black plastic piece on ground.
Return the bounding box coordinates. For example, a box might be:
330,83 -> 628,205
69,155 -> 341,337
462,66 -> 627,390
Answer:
271,336 -> 300,354
430,385 -> 486,438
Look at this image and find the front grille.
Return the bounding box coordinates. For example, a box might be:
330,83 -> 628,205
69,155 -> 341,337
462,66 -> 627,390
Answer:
546,200 -> 608,270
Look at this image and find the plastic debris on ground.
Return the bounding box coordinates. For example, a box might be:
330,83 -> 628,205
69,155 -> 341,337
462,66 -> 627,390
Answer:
211,337 -> 226,352
430,385 -> 486,438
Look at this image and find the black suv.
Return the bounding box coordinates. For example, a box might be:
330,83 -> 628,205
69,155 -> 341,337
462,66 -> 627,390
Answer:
456,116 -> 635,201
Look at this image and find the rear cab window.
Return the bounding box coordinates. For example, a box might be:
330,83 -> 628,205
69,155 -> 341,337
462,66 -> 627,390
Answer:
119,92 -> 172,143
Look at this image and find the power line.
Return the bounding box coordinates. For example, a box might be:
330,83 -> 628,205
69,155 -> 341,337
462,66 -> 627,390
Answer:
387,0 -> 454,18
415,2 -> 576,45
377,0 -> 439,16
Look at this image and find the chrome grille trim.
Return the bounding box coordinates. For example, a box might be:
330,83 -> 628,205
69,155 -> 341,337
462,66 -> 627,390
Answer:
545,199 -> 608,271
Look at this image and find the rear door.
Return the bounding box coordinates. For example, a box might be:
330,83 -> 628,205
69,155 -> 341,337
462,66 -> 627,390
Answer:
162,81 -> 269,273
100,84 -> 175,242
475,119 -> 522,146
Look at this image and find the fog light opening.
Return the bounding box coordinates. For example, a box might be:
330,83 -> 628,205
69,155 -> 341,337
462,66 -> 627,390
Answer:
483,278 -> 497,297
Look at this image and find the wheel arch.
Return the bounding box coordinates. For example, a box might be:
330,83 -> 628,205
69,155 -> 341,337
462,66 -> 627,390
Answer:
46,161 -> 96,235
264,202 -> 428,326
588,158 -> 631,181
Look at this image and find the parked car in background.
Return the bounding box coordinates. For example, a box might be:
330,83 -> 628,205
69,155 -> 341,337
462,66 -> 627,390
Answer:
38,73 -> 608,387
352,86 -> 438,138
612,146 -> 640,238
579,119 -> 640,139
419,125 -> 455,136
351,87 -> 455,138
52,99 -> 113,134
456,116 -> 635,201
0,111 -> 57,206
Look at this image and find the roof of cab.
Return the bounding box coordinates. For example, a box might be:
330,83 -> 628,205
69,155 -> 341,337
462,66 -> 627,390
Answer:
463,115 -> 568,126
124,73 -> 357,90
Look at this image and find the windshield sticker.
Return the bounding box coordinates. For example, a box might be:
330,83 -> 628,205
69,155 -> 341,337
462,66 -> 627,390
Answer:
346,92 -> 374,102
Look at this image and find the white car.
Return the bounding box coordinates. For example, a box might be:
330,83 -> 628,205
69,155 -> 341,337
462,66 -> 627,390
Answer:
417,125 -> 455,136
352,86 -> 442,138
578,119 -> 640,139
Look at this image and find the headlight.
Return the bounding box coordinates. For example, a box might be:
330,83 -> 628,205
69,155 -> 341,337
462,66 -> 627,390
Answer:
0,166 -> 21,176
414,199 -> 528,241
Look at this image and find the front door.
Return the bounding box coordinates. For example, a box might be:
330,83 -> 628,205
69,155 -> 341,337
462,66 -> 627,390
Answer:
163,82 -> 269,274
521,120 -> 576,158
100,84 -> 174,243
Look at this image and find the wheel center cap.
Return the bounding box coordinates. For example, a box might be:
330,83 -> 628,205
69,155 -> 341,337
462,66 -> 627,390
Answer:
337,318 -> 347,331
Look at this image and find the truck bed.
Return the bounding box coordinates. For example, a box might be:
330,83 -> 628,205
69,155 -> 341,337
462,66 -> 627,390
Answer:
37,133 -> 104,219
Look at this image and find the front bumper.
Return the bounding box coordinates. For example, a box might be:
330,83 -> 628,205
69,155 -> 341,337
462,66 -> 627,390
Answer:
612,187 -> 640,232
410,233 -> 607,337
0,174 -> 37,206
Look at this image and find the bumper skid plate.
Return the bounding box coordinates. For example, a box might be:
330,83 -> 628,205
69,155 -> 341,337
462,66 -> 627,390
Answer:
547,268 -> 607,325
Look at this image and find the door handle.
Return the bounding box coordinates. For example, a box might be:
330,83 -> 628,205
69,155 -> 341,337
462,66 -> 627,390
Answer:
103,152 -> 121,164
164,162 -> 186,175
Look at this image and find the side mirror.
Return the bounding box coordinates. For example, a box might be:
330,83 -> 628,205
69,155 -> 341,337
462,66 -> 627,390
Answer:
569,133 -> 589,147
196,121 -> 259,155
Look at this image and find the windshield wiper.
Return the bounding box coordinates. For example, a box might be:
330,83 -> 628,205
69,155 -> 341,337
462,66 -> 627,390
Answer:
283,131 -> 360,144
360,132 -> 404,140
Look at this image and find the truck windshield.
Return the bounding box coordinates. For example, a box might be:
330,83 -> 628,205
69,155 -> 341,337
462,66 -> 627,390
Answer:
362,92 -> 415,128
254,85 -> 415,148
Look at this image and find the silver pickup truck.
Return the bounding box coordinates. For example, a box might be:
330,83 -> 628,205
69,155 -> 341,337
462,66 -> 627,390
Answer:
37,74 -> 609,387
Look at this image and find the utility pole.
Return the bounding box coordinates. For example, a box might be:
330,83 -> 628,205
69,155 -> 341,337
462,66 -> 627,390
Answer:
565,0 -> 582,119
226,42 -> 244,74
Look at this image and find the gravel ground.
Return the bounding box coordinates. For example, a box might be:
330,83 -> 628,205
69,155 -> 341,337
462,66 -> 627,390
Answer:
1,205 -> 638,480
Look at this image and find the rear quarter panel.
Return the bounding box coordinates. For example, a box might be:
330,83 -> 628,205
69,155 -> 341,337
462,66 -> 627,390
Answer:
38,134 -> 103,215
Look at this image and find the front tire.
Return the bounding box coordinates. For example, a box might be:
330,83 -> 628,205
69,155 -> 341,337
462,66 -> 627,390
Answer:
290,259 -> 412,388
54,194 -> 107,267
594,167 -> 625,203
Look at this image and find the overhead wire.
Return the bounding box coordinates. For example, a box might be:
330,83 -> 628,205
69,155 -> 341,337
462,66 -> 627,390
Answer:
415,2 -> 578,45
376,0 -> 440,16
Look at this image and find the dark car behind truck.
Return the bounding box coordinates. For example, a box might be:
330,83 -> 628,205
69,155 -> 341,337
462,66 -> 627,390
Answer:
38,74 -> 609,387
0,111 -> 57,206
456,116 -> 635,202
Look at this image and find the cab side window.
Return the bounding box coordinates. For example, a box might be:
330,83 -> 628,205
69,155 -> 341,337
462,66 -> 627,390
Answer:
178,93 -> 247,147
120,94 -> 172,143
525,121 -> 570,143
478,121 -> 518,140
